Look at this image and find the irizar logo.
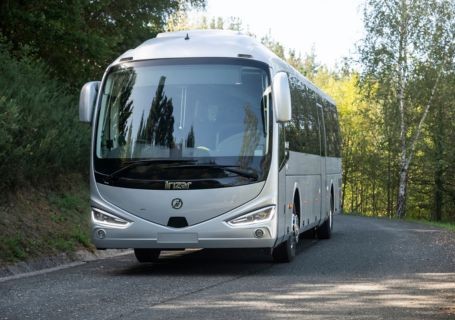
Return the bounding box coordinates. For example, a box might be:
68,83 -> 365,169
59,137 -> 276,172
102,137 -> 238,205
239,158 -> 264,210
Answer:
165,181 -> 192,190
171,198 -> 183,209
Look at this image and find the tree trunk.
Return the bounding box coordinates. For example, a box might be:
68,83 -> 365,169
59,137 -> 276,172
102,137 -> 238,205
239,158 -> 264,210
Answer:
387,139 -> 393,218
360,181 -> 365,214
396,0 -> 408,219
396,70 -> 441,219
432,103 -> 444,221
433,165 -> 443,221
396,167 -> 408,219
372,177 -> 377,215
350,183 -> 355,212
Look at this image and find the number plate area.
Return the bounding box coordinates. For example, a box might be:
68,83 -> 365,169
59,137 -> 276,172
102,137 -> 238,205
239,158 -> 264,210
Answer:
157,233 -> 199,243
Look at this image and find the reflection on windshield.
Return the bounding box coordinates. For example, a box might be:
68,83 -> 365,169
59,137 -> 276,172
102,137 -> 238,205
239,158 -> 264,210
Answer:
239,104 -> 261,168
136,76 -> 175,150
95,59 -> 271,186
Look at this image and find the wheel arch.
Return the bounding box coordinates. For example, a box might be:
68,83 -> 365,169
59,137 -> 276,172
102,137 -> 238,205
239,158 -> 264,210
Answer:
292,184 -> 302,228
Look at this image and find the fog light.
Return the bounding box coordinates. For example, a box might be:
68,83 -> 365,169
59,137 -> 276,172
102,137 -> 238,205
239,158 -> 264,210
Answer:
254,229 -> 264,238
96,229 -> 106,239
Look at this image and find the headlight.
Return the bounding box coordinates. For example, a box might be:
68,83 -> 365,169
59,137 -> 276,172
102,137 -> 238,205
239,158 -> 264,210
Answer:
227,206 -> 275,226
92,208 -> 131,228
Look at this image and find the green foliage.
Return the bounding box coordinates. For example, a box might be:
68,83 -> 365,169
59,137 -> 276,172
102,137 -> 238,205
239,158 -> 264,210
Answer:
48,192 -> 87,223
0,235 -> 27,261
0,44 -> 90,191
0,176 -> 91,264
405,218 -> 455,233
358,0 -> 455,219
0,0 -> 205,87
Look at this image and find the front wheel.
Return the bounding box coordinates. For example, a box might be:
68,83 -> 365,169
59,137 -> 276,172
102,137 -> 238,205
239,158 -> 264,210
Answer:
134,249 -> 161,263
272,234 -> 296,262
273,210 -> 299,263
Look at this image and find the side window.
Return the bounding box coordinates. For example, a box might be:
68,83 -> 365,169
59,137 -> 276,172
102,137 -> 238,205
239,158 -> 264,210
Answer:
323,103 -> 341,157
305,90 -> 321,155
331,105 -> 342,157
287,76 -> 305,152
316,103 -> 326,157
287,76 -> 320,155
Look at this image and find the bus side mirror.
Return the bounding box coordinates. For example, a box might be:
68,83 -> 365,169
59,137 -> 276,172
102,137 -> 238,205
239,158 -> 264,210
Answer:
79,81 -> 100,124
273,72 -> 292,123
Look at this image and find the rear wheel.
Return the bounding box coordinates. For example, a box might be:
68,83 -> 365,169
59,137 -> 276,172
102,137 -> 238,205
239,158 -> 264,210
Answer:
317,210 -> 332,239
318,191 -> 334,239
134,249 -> 161,263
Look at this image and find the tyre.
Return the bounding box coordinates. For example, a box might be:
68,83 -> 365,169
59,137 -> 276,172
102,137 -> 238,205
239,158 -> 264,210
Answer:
318,193 -> 334,239
273,208 -> 299,263
272,234 -> 296,262
317,213 -> 332,239
134,248 -> 161,263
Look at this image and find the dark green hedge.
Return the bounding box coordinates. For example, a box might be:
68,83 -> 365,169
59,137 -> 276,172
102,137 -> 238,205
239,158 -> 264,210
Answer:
0,46 -> 90,190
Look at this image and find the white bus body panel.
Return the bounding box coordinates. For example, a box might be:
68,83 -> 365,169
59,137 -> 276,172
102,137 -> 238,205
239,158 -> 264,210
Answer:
96,182 -> 265,226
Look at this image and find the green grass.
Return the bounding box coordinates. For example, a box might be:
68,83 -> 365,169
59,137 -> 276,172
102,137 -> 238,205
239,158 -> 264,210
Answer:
0,235 -> 27,261
405,218 -> 455,232
343,211 -> 455,232
0,175 -> 93,266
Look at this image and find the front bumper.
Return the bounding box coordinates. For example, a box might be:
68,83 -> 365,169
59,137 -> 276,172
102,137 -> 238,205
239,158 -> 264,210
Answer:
91,209 -> 277,249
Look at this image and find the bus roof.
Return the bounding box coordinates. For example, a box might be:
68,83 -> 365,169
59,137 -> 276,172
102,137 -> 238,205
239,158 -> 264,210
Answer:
113,29 -> 335,105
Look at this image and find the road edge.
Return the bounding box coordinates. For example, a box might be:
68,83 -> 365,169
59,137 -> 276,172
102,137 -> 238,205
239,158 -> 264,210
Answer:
0,249 -> 132,282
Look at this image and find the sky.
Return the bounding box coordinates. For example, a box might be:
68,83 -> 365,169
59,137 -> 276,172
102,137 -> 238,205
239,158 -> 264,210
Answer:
190,0 -> 365,68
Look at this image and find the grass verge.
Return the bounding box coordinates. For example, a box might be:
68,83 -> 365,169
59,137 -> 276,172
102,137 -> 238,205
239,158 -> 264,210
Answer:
0,174 -> 93,266
404,218 -> 455,232
343,211 -> 455,233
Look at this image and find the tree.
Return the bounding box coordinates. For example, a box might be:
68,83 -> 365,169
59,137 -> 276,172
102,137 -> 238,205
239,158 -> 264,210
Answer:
0,0 -> 205,87
359,0 -> 454,218
260,31 -> 285,60
313,68 -> 385,215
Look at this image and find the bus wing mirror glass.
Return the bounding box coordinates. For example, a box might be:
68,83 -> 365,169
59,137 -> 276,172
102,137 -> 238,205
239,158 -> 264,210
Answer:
273,72 -> 292,123
79,81 -> 100,124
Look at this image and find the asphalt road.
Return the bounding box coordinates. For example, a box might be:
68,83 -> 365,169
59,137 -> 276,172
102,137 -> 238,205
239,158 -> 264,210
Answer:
1,215 -> 454,320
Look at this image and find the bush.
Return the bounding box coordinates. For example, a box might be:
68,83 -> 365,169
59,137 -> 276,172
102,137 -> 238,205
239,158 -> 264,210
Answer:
0,44 -> 90,190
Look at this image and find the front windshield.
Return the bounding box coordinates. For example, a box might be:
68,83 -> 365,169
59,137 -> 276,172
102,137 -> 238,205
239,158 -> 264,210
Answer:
94,58 -> 272,189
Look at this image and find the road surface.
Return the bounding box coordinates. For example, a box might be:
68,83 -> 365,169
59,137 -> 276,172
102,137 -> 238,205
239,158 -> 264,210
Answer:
1,215 -> 454,320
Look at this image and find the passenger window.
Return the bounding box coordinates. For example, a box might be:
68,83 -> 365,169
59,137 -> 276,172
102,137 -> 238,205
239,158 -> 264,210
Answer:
287,76 -> 321,155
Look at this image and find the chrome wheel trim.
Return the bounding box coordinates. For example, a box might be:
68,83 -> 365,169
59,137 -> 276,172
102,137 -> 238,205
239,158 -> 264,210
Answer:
329,209 -> 333,230
292,210 -> 300,244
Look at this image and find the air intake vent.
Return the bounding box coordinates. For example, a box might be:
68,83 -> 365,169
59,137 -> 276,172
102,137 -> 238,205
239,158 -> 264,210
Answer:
167,217 -> 188,228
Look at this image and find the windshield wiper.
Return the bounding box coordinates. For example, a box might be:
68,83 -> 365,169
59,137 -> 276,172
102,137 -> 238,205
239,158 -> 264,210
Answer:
171,164 -> 259,180
105,159 -> 197,181
221,166 -> 259,180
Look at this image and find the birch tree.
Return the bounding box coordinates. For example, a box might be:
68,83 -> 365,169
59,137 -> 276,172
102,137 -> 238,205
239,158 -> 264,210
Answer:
359,0 -> 454,218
